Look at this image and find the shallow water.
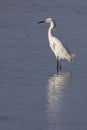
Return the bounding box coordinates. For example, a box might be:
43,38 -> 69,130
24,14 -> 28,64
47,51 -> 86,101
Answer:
0,0 -> 87,130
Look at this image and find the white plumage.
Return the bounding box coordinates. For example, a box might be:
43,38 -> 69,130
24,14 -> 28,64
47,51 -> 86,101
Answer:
38,18 -> 75,72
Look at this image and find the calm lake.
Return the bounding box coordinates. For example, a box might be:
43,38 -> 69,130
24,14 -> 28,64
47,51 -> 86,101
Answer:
0,0 -> 87,130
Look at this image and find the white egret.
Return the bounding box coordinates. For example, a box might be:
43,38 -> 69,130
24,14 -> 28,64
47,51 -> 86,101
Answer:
38,18 -> 75,73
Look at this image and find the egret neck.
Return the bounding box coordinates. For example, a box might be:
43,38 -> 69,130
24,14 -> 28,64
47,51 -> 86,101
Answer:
48,20 -> 55,43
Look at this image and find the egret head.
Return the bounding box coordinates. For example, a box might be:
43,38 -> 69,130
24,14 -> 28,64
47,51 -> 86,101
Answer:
45,18 -> 56,29
45,18 -> 52,23
38,18 -> 52,24
38,18 -> 56,29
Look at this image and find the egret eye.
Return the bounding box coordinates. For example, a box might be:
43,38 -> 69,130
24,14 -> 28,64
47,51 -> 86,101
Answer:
45,18 -> 51,23
45,19 -> 49,23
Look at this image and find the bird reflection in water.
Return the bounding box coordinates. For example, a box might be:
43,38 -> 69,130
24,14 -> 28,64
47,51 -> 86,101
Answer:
46,72 -> 73,127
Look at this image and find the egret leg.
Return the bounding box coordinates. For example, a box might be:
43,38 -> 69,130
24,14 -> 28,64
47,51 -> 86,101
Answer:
57,58 -> 59,73
59,60 -> 61,70
57,57 -> 61,73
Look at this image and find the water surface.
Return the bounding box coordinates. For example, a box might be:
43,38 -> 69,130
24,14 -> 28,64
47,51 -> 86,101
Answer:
0,0 -> 87,130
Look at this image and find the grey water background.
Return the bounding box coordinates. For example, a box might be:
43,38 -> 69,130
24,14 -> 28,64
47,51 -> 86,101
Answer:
0,0 -> 87,130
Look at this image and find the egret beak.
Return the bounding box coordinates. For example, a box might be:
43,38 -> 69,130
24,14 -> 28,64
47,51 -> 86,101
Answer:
38,21 -> 45,24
